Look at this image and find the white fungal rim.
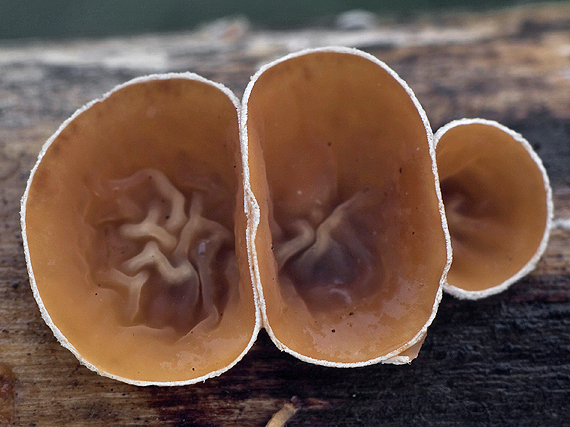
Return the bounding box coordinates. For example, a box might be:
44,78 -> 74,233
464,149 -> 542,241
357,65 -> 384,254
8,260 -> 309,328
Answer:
240,46 -> 452,367
434,118 -> 554,300
20,72 -> 262,386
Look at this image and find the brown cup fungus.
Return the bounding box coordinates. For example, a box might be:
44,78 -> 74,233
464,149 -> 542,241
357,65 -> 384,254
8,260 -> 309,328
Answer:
21,74 -> 259,385
241,47 -> 451,366
22,48 -> 454,384
434,118 -> 553,299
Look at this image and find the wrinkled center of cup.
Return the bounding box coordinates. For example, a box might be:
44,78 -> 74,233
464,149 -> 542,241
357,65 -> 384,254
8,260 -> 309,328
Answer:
272,186 -> 381,312
86,168 -> 237,337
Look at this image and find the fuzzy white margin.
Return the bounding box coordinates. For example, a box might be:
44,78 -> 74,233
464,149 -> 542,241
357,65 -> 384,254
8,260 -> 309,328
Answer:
20,72 -> 262,386
433,118 -> 554,300
239,46 -> 453,368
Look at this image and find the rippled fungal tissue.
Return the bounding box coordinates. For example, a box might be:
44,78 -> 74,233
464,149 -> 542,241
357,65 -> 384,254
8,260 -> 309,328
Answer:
434,119 -> 552,299
21,47 -> 452,386
22,74 -> 258,385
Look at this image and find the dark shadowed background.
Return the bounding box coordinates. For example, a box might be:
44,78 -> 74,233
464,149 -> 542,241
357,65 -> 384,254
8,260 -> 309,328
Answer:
0,0 -> 567,40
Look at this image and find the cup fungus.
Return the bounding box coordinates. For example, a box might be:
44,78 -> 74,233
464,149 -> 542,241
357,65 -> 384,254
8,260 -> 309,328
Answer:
22,48 -> 454,385
21,74 -> 260,385
434,118 -> 553,299
241,47 -> 451,366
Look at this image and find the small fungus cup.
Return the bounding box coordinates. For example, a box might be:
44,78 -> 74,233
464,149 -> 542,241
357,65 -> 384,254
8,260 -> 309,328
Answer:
434,118 -> 553,299
22,48 -> 455,385
21,74 -> 260,385
241,47 -> 452,366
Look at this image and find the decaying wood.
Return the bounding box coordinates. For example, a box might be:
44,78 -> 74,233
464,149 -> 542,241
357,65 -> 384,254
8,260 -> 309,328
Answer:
265,402 -> 298,427
0,3 -> 569,426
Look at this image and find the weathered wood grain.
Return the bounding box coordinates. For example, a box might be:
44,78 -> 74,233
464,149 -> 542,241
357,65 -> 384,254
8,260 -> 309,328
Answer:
1,3 -> 570,426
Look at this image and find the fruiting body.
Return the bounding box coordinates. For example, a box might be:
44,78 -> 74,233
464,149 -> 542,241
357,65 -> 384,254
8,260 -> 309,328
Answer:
435,118 -> 553,299
241,47 -> 451,366
22,48 -> 455,384
21,74 -> 259,385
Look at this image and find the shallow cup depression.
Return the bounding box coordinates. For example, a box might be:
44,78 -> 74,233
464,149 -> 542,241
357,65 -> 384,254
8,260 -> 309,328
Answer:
21,74 -> 258,385
241,47 -> 451,365
435,118 -> 552,298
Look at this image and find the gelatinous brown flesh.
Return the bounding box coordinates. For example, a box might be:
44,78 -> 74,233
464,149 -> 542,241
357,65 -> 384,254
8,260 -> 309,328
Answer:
87,168 -> 235,336
437,123 -> 548,292
246,51 -> 448,363
24,78 -> 255,383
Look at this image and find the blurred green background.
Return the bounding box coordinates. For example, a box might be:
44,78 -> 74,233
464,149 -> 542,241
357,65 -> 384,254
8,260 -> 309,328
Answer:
0,0 -> 565,40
